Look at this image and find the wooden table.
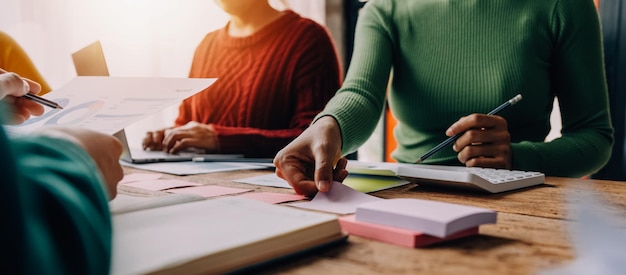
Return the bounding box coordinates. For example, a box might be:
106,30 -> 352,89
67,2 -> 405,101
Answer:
120,166 -> 626,275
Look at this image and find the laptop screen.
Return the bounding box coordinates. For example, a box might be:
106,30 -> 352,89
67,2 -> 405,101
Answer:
72,41 -> 110,76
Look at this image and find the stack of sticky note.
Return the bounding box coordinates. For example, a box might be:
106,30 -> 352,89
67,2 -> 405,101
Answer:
338,198 -> 497,248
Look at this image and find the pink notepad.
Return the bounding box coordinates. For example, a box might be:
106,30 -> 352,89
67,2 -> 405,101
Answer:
339,215 -> 478,248
355,198 -> 496,238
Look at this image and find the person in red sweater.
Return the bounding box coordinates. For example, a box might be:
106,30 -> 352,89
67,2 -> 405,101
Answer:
142,0 -> 342,158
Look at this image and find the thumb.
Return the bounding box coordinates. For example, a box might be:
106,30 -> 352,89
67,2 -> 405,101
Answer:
22,80 -> 30,94
0,73 -> 29,98
23,78 -> 42,95
314,151 -> 342,192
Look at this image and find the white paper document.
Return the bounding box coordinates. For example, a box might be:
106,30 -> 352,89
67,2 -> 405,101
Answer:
109,193 -> 204,215
121,161 -> 267,176
5,76 -> 216,136
234,173 -> 292,188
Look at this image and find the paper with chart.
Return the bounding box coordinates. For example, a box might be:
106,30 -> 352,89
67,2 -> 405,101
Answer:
5,76 -> 216,136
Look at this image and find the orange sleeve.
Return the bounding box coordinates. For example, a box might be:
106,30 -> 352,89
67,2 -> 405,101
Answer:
0,31 -> 52,95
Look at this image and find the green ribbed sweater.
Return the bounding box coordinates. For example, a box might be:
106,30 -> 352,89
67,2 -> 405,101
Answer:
318,0 -> 613,177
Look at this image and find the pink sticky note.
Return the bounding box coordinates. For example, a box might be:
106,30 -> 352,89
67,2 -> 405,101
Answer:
167,185 -> 251,198
120,173 -> 163,184
339,215 -> 479,248
237,192 -> 306,204
290,181 -> 382,214
355,198 -> 497,238
124,179 -> 203,191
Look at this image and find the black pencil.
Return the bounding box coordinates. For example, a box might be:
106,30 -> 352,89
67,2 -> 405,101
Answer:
415,94 -> 522,163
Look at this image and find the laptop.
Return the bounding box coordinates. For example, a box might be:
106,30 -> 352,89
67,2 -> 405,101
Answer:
113,129 -> 245,164
72,41 -> 249,164
71,41 -> 110,76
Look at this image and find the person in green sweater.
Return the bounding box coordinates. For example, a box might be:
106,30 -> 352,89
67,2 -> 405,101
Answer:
0,69 -> 124,273
274,0 -> 614,196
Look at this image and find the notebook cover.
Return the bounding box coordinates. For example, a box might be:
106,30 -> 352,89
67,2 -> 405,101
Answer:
112,197 -> 343,274
339,215 -> 478,248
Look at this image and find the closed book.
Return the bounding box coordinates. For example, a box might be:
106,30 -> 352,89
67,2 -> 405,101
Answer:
111,197 -> 346,274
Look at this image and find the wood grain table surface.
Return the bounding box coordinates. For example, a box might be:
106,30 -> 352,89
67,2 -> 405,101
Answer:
119,166 -> 626,275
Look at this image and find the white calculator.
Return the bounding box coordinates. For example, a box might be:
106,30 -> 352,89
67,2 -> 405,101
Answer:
348,162 -> 545,193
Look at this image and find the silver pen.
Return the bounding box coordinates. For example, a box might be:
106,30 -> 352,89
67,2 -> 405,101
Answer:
22,93 -> 64,109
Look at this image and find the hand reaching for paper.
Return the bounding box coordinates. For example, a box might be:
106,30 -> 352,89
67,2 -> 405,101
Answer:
273,116 -> 349,197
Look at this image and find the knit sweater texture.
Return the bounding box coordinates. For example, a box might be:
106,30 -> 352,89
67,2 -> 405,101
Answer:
176,10 -> 341,158
317,0 -> 613,177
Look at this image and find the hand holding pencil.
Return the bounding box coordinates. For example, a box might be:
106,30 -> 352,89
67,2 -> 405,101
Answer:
417,94 -> 522,169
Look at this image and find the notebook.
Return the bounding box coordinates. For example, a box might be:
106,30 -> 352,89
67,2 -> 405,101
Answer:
338,215 -> 479,248
113,129 -> 244,164
111,196 -> 347,274
354,198 -> 497,238
291,182 -> 493,248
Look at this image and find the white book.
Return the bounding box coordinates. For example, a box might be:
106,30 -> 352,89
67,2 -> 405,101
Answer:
108,193 -> 205,215
111,196 -> 346,275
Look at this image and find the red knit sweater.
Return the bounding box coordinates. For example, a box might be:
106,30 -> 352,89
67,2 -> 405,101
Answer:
176,10 -> 341,158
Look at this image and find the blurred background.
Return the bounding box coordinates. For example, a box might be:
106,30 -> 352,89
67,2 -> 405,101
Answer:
0,0 -> 340,153
0,0 -> 328,87
1,0 -> 574,165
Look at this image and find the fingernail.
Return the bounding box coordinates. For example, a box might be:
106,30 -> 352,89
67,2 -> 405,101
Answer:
317,180 -> 330,192
446,127 -> 454,136
22,80 -> 30,93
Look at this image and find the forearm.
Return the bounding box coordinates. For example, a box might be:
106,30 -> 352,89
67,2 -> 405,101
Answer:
316,2 -> 392,155
520,0 -> 613,177
14,136 -> 112,274
511,127 -> 612,177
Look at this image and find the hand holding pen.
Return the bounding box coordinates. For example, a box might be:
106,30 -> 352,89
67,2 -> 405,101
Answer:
22,93 -> 63,109
416,94 -> 522,169
0,69 -> 61,124
16,78 -> 62,109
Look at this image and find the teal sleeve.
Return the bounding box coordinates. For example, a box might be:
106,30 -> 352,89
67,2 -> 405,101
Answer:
2,129 -> 111,274
511,0 -> 613,177
314,0 -> 393,155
